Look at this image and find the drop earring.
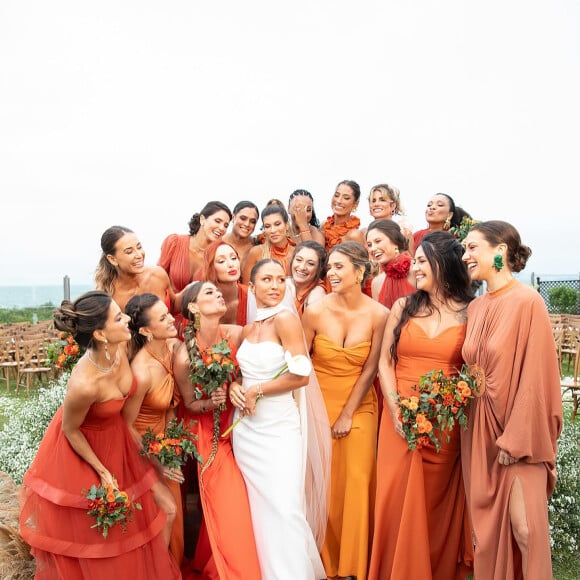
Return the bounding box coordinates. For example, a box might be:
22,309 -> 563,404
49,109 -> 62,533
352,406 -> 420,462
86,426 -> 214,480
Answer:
104,340 -> 111,361
194,311 -> 201,331
493,254 -> 504,272
444,216 -> 451,230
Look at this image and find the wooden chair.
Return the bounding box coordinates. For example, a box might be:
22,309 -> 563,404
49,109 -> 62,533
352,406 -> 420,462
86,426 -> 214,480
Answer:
14,339 -> 52,396
0,338 -> 18,391
560,326 -> 580,420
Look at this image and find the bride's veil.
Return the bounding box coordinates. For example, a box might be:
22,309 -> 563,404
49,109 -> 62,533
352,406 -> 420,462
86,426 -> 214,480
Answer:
246,281 -> 331,550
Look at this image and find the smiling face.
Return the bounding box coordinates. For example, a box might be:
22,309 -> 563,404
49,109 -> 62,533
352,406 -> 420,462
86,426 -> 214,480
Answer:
262,212 -> 288,246
213,244 -> 241,283
250,261 -> 286,308
102,300 -> 132,344
327,250 -> 362,293
366,228 -> 399,266
331,183 -> 358,218
462,230 -> 501,282
412,245 -> 436,293
190,282 -> 227,318
291,247 -> 321,287
108,232 -> 145,274
368,189 -> 396,219
232,207 -> 258,239
141,300 -> 177,340
200,210 -> 231,243
424,194 -> 452,228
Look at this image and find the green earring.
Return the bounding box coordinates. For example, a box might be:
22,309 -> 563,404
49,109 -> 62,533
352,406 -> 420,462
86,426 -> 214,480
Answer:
493,254 -> 504,272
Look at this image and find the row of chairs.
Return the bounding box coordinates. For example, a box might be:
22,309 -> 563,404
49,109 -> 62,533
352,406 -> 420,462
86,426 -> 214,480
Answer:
0,332 -> 58,396
550,314 -> 580,420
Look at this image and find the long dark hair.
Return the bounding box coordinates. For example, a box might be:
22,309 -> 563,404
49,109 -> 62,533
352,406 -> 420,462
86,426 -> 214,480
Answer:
391,231 -> 473,363
188,201 -> 232,236
126,293 -> 162,359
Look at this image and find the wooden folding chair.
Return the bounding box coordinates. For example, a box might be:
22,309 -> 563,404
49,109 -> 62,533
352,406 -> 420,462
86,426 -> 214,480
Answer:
0,338 -> 18,391
15,339 -> 52,396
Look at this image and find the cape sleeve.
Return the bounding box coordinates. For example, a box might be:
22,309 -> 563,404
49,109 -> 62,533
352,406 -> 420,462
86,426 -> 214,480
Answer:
158,234 -> 178,270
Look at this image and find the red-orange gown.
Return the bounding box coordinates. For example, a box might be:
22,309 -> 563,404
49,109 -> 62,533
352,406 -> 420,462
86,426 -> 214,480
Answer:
19,379 -> 181,580
368,321 -> 473,580
461,280 -> 562,580
132,348 -> 184,567
181,336 -> 261,580
312,334 -> 377,580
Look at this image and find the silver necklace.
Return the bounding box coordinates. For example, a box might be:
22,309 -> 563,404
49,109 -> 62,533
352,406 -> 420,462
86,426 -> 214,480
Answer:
87,349 -> 119,373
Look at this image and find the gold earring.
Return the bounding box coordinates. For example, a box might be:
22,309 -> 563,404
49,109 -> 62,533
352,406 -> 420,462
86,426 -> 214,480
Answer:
104,339 -> 111,361
394,247 -> 400,256
444,216 -> 451,230
193,311 -> 201,331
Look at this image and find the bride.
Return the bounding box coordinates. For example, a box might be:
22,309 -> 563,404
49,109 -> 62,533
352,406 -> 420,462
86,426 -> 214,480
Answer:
229,258 -> 330,579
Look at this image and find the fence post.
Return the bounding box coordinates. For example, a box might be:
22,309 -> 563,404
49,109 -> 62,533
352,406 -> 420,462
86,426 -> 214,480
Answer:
63,275 -> 70,301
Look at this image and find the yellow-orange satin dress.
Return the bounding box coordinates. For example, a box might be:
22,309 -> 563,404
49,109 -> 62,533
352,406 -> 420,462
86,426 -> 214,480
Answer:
311,334 -> 377,580
133,347 -> 184,568
368,320 -> 473,580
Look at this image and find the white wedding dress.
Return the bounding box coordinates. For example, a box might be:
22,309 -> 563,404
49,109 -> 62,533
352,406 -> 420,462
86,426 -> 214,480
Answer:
232,339 -> 325,580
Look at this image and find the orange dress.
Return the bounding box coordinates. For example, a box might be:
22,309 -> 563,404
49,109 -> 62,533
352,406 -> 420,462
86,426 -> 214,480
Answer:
311,334 -> 377,580
368,321 -> 473,580
182,335 -> 261,580
461,280 -> 562,580
132,348 -> 184,567
20,379 -> 181,579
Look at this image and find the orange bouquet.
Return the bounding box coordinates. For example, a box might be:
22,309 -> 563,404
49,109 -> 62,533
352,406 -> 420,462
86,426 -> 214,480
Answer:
141,418 -> 202,468
395,364 -> 479,451
85,482 -> 141,538
46,331 -> 84,372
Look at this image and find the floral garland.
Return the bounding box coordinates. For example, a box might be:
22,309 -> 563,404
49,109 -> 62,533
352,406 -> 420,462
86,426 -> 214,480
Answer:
322,215 -> 361,251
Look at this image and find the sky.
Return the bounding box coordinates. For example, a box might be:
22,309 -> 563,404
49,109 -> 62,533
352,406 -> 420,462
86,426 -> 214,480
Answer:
1,0 -> 578,287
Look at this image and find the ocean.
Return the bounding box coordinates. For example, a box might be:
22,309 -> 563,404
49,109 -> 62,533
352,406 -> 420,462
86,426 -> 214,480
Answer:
0,285 -> 94,308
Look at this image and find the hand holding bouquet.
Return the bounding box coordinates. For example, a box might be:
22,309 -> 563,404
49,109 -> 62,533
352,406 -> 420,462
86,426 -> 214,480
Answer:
394,364 -> 480,452
85,482 -> 141,538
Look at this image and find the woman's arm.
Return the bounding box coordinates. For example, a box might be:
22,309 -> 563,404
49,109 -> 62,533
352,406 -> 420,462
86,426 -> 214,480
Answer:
62,379 -> 116,486
121,361 -> 152,444
377,298 -> 405,436
332,302 -> 389,438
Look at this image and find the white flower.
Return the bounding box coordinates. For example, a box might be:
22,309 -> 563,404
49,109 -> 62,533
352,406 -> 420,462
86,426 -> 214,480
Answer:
283,351 -> 312,377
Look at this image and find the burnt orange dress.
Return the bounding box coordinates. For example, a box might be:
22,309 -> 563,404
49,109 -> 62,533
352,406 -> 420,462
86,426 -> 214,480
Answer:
368,321 -> 473,580
182,334 -> 261,580
132,347 -> 184,567
20,379 -> 180,579
312,334 -> 377,580
461,280 -> 562,580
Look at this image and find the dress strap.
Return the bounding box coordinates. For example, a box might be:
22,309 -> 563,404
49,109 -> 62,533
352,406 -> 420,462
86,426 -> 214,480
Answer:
144,343 -> 173,374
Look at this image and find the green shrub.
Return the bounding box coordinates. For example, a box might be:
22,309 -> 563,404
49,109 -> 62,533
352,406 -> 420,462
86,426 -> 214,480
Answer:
548,286 -> 579,314
0,375 -> 67,483
0,305 -> 55,324
549,414 -> 580,560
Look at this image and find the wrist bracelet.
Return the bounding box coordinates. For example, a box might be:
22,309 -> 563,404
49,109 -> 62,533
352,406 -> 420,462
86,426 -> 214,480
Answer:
299,229 -> 310,234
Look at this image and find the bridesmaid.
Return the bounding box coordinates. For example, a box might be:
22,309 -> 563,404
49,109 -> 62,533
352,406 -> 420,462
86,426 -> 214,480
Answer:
173,281 -> 261,579
202,240 -> 249,325
302,242 -> 388,580
412,192 -> 460,250
322,180 -> 365,252
19,291 -> 180,579
222,200 -> 260,275
123,293 -> 184,566
242,205 -> 295,282
287,189 -> 326,246
94,225 -> 177,313
369,231 -> 474,580
287,240 -> 327,317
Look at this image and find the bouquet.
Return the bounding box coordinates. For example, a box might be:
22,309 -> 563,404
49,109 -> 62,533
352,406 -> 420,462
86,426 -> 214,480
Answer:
85,482 -> 141,538
141,418 -> 202,468
221,351 -> 312,437
449,215 -> 479,242
45,331 -> 84,372
188,338 -> 239,412
394,364 -> 480,452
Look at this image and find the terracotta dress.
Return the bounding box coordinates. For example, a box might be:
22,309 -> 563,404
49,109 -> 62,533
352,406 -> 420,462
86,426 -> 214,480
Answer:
20,379 -> 180,580
368,320 -> 473,580
182,335 -> 261,580
461,280 -> 562,580
311,334 -> 377,580
132,348 -> 184,567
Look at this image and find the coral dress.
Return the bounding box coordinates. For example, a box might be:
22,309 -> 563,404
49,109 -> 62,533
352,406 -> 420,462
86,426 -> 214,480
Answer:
182,335 -> 261,580
368,321 -> 473,580
311,334 -> 377,580
19,378 -> 180,580
132,347 -> 184,567
461,280 -> 562,580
